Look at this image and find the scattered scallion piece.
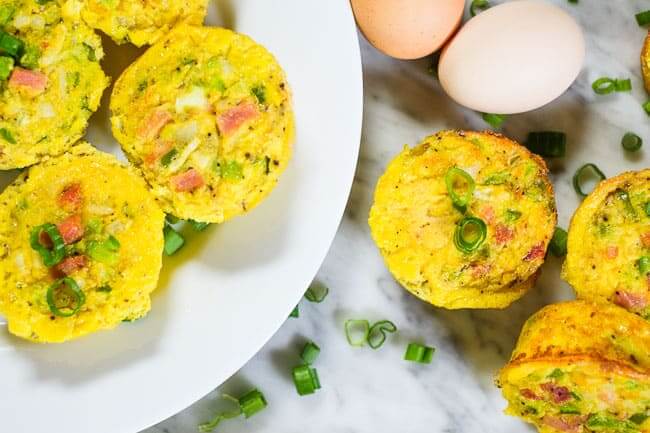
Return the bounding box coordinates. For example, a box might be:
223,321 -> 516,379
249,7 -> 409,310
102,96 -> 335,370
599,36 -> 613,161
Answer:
0,29 -> 24,58
622,133 -> 643,152
636,10 -> 650,26
189,220 -> 210,231
198,389 -> 267,433
644,101 -> 650,116
404,342 -> 435,364
30,223 -> 65,267
630,413 -> 649,425
549,227 -> 568,257
367,320 -> 397,350
165,214 -> 180,224
615,78 -> 632,92
163,224 -> 185,255
481,112 -> 506,129
592,77 -> 631,95
638,256 -> 650,275
567,0 -> 577,4
160,148 -> 177,167
453,216 -> 487,254
289,305 -> 299,318
615,189 -> 637,217
470,0 -> 490,17
300,341 -> 320,364
344,319 -> 370,347
572,163 -> 606,198
19,44 -> 40,69
445,167 -> 475,209
304,283 -> 329,303
505,209 -> 522,222
0,127 -> 15,144
526,131 -> 566,157
0,55 -> 13,80
87,236 -> 120,265
645,202 -> 650,217
292,364 -> 321,396
47,277 -> 85,317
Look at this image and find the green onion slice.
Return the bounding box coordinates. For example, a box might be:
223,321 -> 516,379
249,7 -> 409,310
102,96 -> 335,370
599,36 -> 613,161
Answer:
622,133 -> 642,152
163,224 -> 185,255
304,283 -> 329,303
404,342 -> 435,364
445,167 -> 475,209
645,202 -> 650,217
368,320 -> 397,350
189,220 -> 210,231
644,101 -> 650,116
344,319 -> 370,346
638,256 -> 650,275
239,388 -> 267,418
481,112 -> 505,128
592,77 -> 632,94
637,10 -> 650,26
615,78 -> 632,92
526,131 -> 566,157
0,29 -> 24,58
289,305 -> 299,318
87,237 -> 120,265
454,217 -> 487,253
30,223 -> 65,267
615,189 -> 637,218
0,55 -> 14,80
549,227 -> 568,257
292,364 -> 321,396
47,277 -> 85,317
470,0 -> 490,17
630,413 -> 649,425
0,127 -> 15,143
572,163 -> 606,198
300,341 -> 321,364
160,148 -> 177,167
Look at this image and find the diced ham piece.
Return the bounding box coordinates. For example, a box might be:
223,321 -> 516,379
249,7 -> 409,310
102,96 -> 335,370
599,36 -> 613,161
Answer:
144,140 -> 173,166
56,215 -> 84,245
524,243 -> 545,261
540,382 -> 571,404
605,245 -> 619,259
57,182 -> 83,211
216,102 -> 259,136
171,168 -> 204,192
542,415 -> 586,433
641,232 -> 650,248
495,224 -> 514,245
137,109 -> 173,141
478,205 -> 495,224
9,68 -> 47,95
613,291 -> 648,312
520,388 -> 541,400
55,255 -> 87,275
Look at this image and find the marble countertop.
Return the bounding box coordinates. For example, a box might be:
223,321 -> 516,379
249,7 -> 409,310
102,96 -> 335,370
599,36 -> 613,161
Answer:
146,1 -> 649,432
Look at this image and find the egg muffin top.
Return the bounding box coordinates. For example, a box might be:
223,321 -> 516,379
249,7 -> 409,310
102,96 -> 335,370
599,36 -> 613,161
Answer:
110,24 -> 294,223
0,143 -> 165,343
369,130 -> 556,309
0,0 -> 109,169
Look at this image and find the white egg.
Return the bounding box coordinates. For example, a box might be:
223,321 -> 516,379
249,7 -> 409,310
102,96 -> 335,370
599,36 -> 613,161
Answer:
438,0 -> 585,114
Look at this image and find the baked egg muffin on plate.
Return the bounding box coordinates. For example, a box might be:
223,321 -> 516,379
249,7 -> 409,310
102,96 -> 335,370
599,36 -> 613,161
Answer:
0,0 -> 109,169
110,24 -> 294,223
642,31 -> 650,93
563,169 -> 650,318
368,130 -> 556,309
498,301 -> 650,433
0,143 -> 165,343
67,0 -> 208,47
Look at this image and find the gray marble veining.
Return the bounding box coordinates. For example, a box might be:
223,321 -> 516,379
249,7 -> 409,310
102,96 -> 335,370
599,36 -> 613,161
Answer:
145,1 -> 650,432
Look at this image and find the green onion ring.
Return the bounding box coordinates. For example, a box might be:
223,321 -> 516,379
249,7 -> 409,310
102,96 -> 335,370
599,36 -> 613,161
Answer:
368,320 -> 397,350
300,341 -> 321,364
549,227 -> 568,257
637,10 -> 650,26
30,223 -> 65,267
572,163 -> 606,198
289,305 -> 299,318
239,389 -> 267,418
404,342 -> 435,364
470,0 -> 490,17
592,77 -> 617,95
638,256 -> 650,275
304,283 -> 329,303
481,112 -> 506,129
292,364 -> 321,396
445,167 -> 475,209
344,319 -> 370,346
453,217 -> 487,254
46,277 -> 85,317
622,133 -> 643,152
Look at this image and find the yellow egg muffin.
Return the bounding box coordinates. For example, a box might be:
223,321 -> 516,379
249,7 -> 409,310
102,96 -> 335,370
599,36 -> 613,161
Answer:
0,143 -> 164,343
368,130 -> 556,309
67,0 -> 208,47
642,31 -> 650,94
0,0 -> 109,169
563,169 -> 650,318
110,24 -> 294,223
498,301 -> 650,433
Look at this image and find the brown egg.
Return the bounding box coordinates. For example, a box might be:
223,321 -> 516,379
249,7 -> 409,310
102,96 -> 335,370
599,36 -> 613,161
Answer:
351,0 -> 465,60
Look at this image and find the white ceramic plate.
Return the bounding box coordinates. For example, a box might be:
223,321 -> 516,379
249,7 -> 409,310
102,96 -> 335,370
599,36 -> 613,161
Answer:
0,1 -> 362,432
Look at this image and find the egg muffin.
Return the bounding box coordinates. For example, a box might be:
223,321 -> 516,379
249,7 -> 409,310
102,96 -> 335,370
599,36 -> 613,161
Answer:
563,169 -> 650,318
498,301 -> 650,433
0,143 -> 165,343
368,130 -> 556,309
642,31 -> 650,94
69,0 -> 208,47
110,25 -> 294,223
0,0 -> 109,169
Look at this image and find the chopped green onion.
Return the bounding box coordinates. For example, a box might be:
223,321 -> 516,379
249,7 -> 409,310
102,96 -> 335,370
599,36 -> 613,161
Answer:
0,127 -> 15,144
0,5 -> 16,26
526,131 -> 566,157
30,223 -> 65,267
615,189 -> 637,217
630,413 -> 649,425
481,112 -> 506,128
572,163 -> 606,198
615,79 -> 632,92
622,133 -> 642,152
559,404 -> 581,415
567,0 -> 577,4
300,341 -> 320,364
239,389 -> 267,418
645,202 -> 650,217
470,0 -> 490,17
404,342 -> 435,364
198,410 -> 240,433
292,364 -> 321,396
106,235 -> 120,250
344,319 -> 370,346
19,44 -> 40,69
97,285 -> 112,293
304,283 -> 328,303
289,305 -> 299,318
368,320 -> 397,350
189,220 -> 210,231
87,237 -> 120,265
47,277 -> 85,317
644,101 -> 650,116
445,167 -> 475,209
453,216 -> 487,253
0,29 -> 24,58
160,148 -> 177,167
505,209 -> 522,222
549,227 -> 568,257
637,10 -> 650,26
163,224 -> 185,255
592,77 -> 632,95
0,55 -> 13,80
251,85 -> 266,104
638,256 -> 650,275
165,214 -> 180,224
586,413 -> 637,431
547,368 -> 564,379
